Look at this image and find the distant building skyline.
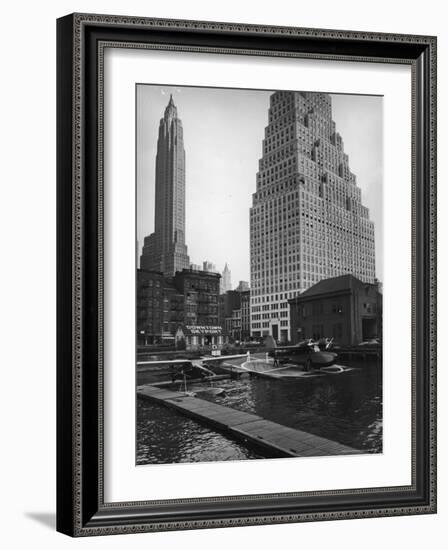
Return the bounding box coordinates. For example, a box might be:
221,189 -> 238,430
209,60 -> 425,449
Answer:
202,260 -> 218,273
137,85 -> 382,287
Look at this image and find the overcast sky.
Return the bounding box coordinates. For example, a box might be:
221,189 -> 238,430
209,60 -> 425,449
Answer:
137,84 -> 383,284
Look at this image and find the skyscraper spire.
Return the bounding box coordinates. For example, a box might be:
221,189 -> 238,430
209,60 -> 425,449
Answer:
140,95 -> 190,276
164,93 -> 177,121
220,263 -> 232,293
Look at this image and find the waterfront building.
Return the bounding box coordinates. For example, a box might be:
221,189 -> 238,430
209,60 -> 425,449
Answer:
173,269 -> 220,327
140,95 -> 190,276
250,91 -> 376,342
220,263 -> 232,293
136,269 -> 184,346
172,268 -> 225,350
137,270 -> 164,345
175,325 -> 227,350
163,280 -> 186,341
137,267 -> 221,346
288,274 -> 382,346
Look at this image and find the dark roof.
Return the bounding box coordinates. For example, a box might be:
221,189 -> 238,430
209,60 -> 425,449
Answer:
290,275 -> 363,302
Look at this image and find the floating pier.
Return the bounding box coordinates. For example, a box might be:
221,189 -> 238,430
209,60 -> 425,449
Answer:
138,384 -> 359,458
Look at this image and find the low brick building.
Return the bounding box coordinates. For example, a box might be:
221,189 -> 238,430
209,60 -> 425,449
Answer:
137,270 -> 164,345
288,275 -> 382,346
137,270 -> 185,345
174,269 -> 220,327
137,268 -> 221,346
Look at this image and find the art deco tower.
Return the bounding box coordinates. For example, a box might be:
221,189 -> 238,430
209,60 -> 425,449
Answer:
250,91 -> 375,341
141,95 -> 190,276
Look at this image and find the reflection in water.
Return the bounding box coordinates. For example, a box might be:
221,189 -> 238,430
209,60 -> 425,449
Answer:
137,360 -> 382,465
203,362 -> 382,452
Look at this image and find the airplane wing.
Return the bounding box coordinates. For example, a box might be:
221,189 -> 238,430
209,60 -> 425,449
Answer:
199,354 -> 247,362
137,359 -> 193,366
137,353 -> 248,367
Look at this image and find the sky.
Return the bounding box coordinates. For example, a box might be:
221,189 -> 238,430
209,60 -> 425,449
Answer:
136,84 -> 383,284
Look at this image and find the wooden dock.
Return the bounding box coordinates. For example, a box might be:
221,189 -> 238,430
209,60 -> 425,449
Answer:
137,384 -> 359,458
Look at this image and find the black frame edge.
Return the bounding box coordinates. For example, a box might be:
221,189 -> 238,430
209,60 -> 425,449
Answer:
56,14 -> 76,537
56,13 -> 437,536
414,39 -> 437,513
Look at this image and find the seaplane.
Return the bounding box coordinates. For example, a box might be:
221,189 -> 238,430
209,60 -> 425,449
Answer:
266,336 -> 351,375
136,353 -> 248,396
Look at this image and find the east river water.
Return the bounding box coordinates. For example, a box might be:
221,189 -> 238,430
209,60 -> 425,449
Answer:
136,359 -> 382,465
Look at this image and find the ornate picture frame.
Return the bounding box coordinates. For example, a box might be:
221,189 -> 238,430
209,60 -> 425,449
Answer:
56,13 -> 437,536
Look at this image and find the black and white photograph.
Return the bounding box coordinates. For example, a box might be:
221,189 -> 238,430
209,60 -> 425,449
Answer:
1,0 -> 441,544
136,84 -> 383,465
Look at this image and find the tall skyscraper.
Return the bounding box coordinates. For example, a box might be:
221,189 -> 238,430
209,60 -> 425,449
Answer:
141,95 -> 190,276
250,91 -> 376,342
220,263 -> 232,293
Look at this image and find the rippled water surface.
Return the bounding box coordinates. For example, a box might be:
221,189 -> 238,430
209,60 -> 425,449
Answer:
137,360 -> 382,465
137,400 -> 263,465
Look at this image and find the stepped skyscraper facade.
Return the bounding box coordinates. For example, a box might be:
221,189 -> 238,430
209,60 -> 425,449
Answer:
141,95 -> 190,276
250,91 -> 376,342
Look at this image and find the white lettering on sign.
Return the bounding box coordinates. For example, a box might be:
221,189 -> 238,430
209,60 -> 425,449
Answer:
185,325 -> 223,335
